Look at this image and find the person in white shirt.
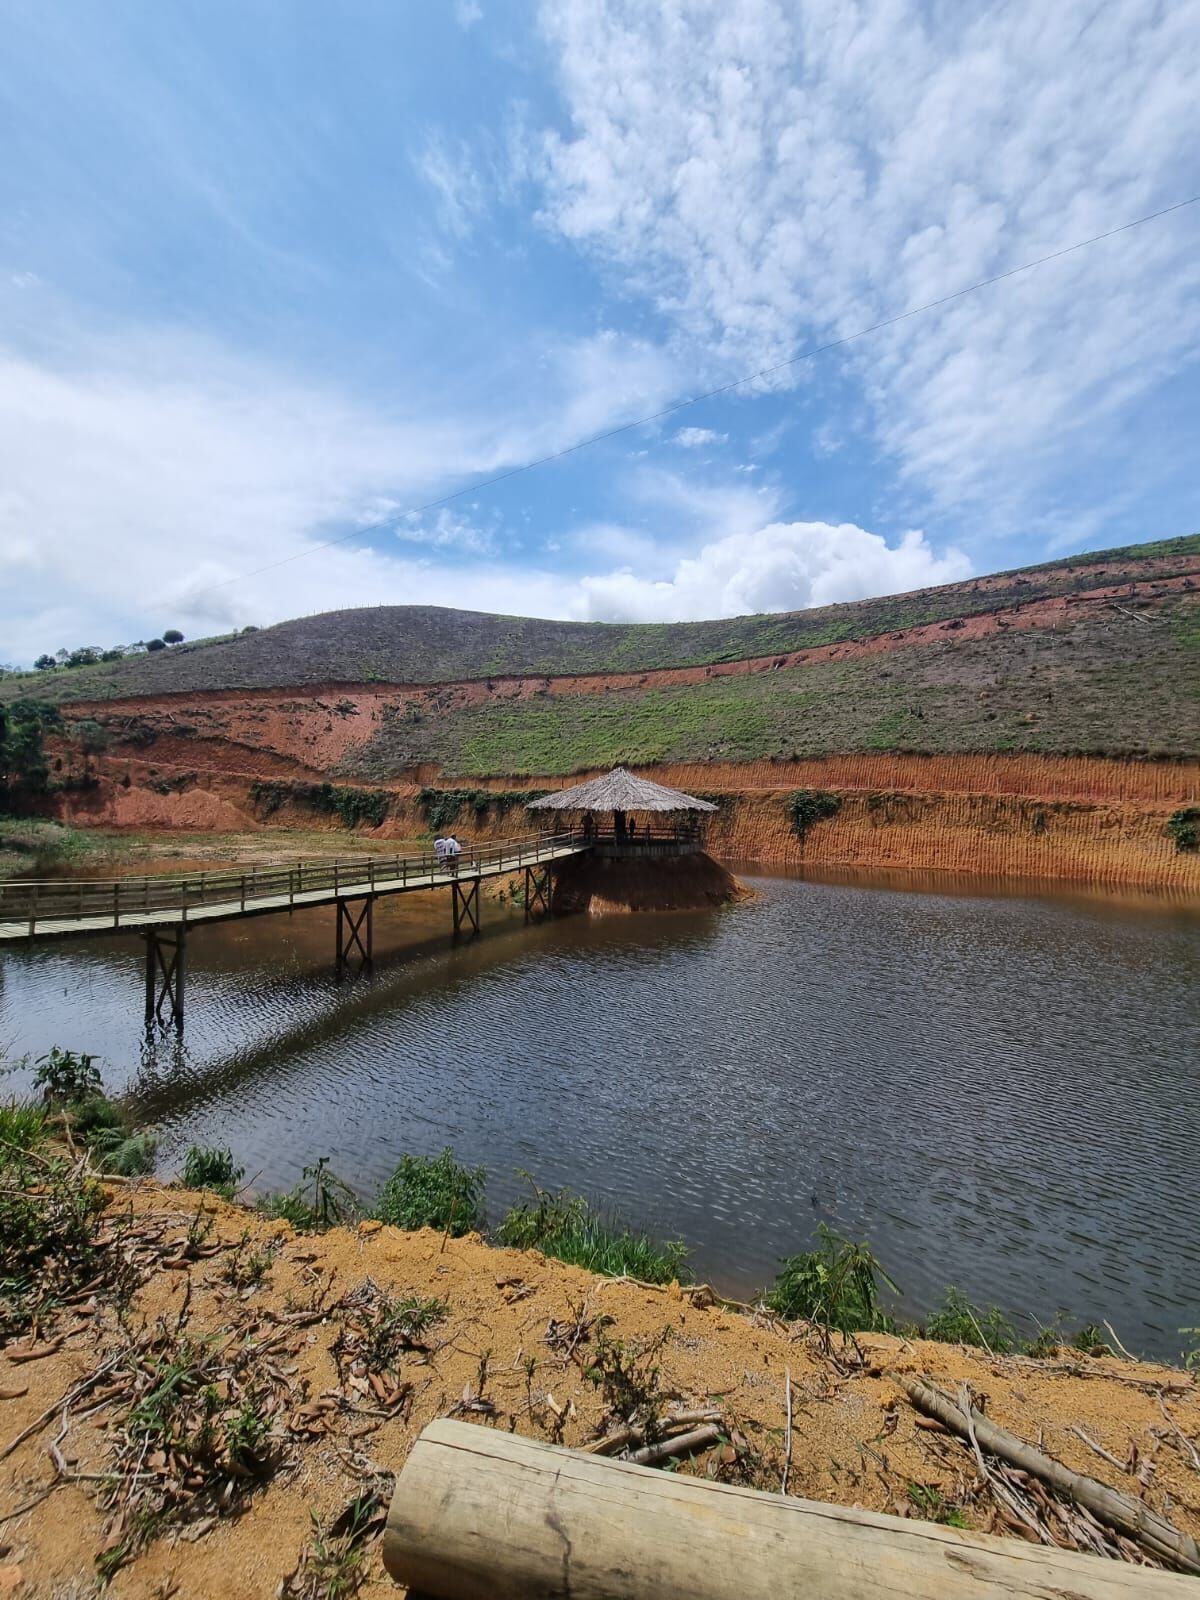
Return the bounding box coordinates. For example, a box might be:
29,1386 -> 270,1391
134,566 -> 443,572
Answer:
444,835 -> 462,875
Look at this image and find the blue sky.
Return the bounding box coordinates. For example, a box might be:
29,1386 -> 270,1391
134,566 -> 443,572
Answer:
1,0 -> 1198,662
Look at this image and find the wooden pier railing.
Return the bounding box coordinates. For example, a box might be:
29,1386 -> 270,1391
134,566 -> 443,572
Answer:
0,832 -> 582,940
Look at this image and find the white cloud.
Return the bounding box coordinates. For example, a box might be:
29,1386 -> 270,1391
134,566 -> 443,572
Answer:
536,0 -> 1200,523
578,520 -> 971,623
414,133 -> 485,240
672,425 -> 726,448
0,323 -> 678,661
454,0 -> 483,26
399,508 -> 496,555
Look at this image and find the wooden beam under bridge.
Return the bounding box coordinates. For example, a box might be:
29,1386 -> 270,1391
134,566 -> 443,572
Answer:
382,1419 -> 1197,1600
143,927 -> 185,1029
335,896 -> 374,974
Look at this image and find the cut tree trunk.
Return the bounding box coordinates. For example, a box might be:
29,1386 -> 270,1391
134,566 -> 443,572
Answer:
382,1418 -> 1198,1599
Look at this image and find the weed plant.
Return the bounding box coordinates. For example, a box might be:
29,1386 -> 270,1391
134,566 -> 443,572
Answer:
182,1143 -> 245,1198
495,1181 -> 688,1285
372,1147 -> 485,1235
766,1226 -> 898,1333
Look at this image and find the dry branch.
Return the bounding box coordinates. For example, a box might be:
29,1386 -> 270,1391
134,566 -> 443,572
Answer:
894,1373 -> 1200,1575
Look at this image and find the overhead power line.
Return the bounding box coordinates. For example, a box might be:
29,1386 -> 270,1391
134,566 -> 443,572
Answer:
182,192 -> 1200,606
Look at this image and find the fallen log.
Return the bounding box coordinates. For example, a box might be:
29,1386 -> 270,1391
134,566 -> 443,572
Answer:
382,1418 -> 1198,1599
893,1374 -> 1200,1576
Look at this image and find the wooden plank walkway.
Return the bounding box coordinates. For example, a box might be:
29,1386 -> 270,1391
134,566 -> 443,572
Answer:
0,833 -> 585,943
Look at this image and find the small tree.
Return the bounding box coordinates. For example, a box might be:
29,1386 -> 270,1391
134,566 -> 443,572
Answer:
145,638 -> 167,652
34,654 -> 56,671
162,629 -> 184,644
74,719 -> 111,756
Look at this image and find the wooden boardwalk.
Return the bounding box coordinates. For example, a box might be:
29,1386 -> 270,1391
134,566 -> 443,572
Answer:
0,833 -> 585,944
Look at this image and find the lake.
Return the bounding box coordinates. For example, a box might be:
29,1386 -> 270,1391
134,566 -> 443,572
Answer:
1,866 -> 1197,1359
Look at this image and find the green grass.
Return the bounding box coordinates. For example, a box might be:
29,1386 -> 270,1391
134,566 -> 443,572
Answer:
372,1148 -> 485,1235
925,1287 -> 1020,1353
340,596 -> 1200,776
257,1157 -> 358,1231
494,1183 -> 689,1284
0,1099 -> 48,1151
181,1144 -> 245,1198
0,818 -> 107,880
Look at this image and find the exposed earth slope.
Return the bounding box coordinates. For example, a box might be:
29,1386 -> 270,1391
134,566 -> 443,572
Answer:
9,535 -> 1200,890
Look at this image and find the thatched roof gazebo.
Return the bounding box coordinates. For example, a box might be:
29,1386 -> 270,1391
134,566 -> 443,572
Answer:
529,767 -> 716,854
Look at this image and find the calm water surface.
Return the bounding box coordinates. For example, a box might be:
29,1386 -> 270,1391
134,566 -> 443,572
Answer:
2,869 -> 1197,1358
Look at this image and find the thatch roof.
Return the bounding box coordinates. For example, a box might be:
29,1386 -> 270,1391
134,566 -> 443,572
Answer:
527,767 -> 717,814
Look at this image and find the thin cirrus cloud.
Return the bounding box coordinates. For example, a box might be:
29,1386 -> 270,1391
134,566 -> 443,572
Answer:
536,0 -> 1200,523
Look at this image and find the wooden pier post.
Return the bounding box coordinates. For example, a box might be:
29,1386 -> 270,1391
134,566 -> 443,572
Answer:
451,878 -> 480,939
335,897 -> 374,975
143,927 -> 186,1029
523,864 -> 551,923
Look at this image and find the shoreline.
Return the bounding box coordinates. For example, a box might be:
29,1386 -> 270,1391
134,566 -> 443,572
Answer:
2,1166 -> 1198,1597
9,791 -> 1200,902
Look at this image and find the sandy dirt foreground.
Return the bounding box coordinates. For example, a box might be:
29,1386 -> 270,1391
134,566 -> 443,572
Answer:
1,1183 -> 1198,1598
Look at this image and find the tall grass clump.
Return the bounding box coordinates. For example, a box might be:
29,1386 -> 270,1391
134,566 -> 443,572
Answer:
766,1226 -> 898,1333
0,1099 -> 48,1151
258,1157 -> 358,1232
495,1181 -> 688,1285
181,1144 -> 244,1199
372,1148 -> 485,1236
0,1134 -> 104,1337
925,1287 -> 1019,1354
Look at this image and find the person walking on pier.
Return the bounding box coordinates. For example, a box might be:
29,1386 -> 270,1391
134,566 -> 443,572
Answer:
444,834 -> 462,875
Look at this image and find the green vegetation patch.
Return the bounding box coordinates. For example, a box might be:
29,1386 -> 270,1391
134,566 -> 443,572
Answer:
1167,806 -> 1200,852
788,790 -> 841,840
372,1147 -> 485,1235
766,1226 -> 899,1334
925,1287 -> 1020,1354
249,779 -> 389,828
182,1144 -> 246,1199
495,1181 -> 688,1284
342,597 -> 1200,776
417,786 -> 550,833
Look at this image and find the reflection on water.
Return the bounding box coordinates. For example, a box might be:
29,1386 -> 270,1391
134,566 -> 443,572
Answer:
2,868 -> 1197,1359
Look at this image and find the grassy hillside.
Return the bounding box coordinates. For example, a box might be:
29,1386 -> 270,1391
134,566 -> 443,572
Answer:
341,596 -> 1200,776
6,534 -> 1198,703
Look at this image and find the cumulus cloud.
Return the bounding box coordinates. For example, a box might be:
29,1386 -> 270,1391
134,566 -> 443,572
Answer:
672,426 -> 726,448
578,520 -> 971,623
536,0 -> 1200,520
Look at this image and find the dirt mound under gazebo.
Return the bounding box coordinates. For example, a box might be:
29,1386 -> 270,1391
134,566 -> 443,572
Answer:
529,767 -> 748,912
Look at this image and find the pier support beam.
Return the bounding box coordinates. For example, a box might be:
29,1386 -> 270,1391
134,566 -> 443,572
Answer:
451,877 -> 480,940
144,927 -> 186,1029
523,864 -> 551,923
336,897 -> 374,975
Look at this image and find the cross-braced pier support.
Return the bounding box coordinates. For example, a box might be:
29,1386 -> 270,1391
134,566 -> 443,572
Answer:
523,864 -> 552,923
451,877 -> 480,940
336,896 -> 374,976
144,927 -> 186,1029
